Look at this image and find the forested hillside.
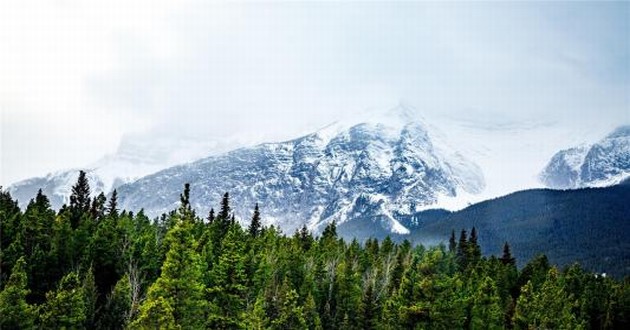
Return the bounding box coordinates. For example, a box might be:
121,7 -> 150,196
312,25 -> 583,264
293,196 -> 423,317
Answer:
338,183 -> 630,277
1,171 -> 628,329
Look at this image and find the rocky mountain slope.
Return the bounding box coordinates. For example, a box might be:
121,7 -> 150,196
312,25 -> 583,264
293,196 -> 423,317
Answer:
116,106 -> 485,234
540,125 -> 630,189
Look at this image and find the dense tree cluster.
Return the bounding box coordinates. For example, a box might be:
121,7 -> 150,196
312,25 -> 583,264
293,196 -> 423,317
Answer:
0,173 -> 628,329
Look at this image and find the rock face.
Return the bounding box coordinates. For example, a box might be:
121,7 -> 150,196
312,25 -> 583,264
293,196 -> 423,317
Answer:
541,126 -> 630,189
115,106 -> 485,234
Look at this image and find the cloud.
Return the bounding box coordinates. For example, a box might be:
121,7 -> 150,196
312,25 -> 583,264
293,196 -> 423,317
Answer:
1,1 -> 628,185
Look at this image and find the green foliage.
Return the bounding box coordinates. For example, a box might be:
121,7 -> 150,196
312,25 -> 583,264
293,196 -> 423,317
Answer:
134,216 -> 206,329
1,184 -> 628,329
514,267 -> 585,329
39,271 -> 87,329
0,257 -> 36,329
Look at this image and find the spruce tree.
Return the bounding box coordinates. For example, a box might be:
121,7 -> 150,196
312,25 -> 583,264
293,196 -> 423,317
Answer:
207,208 -> 215,224
40,271 -> 87,329
219,192 -> 231,220
468,226 -> 482,265
500,242 -> 516,266
0,257 -> 35,329
69,170 -> 91,228
207,227 -> 248,328
448,229 -> 457,253
456,229 -> 469,270
97,275 -> 132,329
132,219 -> 206,329
107,189 -> 119,218
249,203 -> 262,237
91,192 -> 107,221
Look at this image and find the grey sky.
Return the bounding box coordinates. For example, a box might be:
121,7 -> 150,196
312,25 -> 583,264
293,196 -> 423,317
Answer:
1,1 -> 628,185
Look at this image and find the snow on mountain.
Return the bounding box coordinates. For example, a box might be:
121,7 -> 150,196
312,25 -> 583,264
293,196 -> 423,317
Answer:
116,105 -> 485,234
540,125 -> 630,189
8,134 -> 224,209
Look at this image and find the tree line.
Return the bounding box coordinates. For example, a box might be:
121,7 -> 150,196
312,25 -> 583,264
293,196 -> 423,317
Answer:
0,171 -> 628,329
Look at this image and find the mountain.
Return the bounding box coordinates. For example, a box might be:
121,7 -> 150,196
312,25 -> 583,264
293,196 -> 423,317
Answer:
339,183 -> 630,277
116,105 -> 485,234
540,125 -> 630,189
8,134 -> 221,209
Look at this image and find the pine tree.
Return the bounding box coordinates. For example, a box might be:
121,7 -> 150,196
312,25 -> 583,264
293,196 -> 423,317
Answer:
271,285 -> 307,330
97,275 -> 132,330
219,192 -> 230,220
471,276 -> 503,329
91,192 -> 107,220
128,296 -> 177,330
513,268 -> 584,329
448,230 -> 457,253
456,229 -> 469,270
180,183 -> 191,212
82,267 -> 99,329
131,219 -> 206,328
40,271 -> 87,329
69,170 -> 92,228
0,257 -> 35,329
207,226 -> 248,328
500,242 -> 516,266
248,203 -> 262,237
207,208 -> 215,224
107,189 -> 119,218
468,227 -> 482,265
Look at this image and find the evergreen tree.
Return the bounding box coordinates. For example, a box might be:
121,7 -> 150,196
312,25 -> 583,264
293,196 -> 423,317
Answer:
97,275 -> 132,330
40,271 -> 87,329
0,257 -> 35,329
91,192 -> 107,221
131,219 -> 206,329
128,296 -> 177,330
107,189 -> 119,218
448,229 -> 457,253
69,170 -> 92,228
180,183 -> 191,212
248,203 -> 262,237
359,281 -> 380,330
271,285 -> 307,330
207,208 -> 215,224
500,242 -> 516,266
456,229 -> 468,270
470,276 -> 503,329
207,226 -> 248,329
219,192 -> 231,220
468,226 -> 482,265
513,267 -> 584,329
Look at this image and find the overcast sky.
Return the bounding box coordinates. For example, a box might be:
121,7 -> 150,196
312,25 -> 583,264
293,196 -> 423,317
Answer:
1,1 -> 628,186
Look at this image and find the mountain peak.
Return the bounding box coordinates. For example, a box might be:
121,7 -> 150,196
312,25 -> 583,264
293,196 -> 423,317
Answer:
606,125 -> 630,139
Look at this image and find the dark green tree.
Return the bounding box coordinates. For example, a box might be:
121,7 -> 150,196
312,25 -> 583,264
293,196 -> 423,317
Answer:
107,189 -> 119,218
0,257 -> 35,329
248,203 -> 262,237
69,170 -> 92,228
448,229 -> 457,253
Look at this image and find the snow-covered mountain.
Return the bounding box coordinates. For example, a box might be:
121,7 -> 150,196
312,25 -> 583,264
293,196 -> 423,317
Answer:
540,125 -> 630,189
116,105 -> 485,234
8,134 -> 222,209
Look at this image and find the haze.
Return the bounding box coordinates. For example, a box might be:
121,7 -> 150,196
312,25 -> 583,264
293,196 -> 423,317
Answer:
1,1 -> 628,186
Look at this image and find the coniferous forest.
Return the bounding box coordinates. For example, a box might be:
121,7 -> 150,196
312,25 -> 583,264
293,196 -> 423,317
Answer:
1,171 -> 629,329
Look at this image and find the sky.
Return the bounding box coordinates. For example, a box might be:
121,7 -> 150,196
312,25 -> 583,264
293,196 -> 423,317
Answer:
1,1 -> 629,186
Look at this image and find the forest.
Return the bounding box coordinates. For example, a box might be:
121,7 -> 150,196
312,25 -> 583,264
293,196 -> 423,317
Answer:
0,171 -> 628,329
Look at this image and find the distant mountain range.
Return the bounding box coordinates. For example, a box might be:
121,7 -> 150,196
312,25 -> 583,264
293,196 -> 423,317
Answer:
339,180 -> 630,277
7,106 -> 629,238
115,106 -> 484,234
540,125 -> 630,189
